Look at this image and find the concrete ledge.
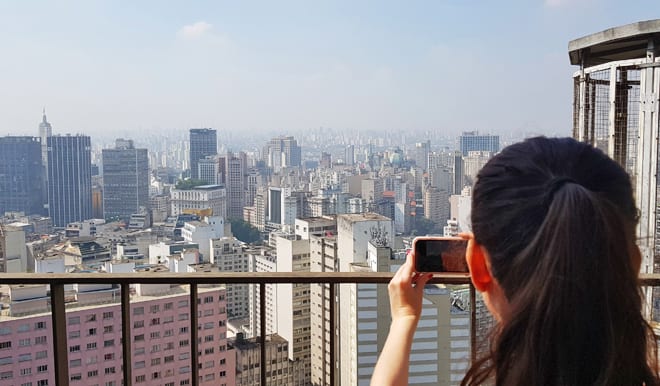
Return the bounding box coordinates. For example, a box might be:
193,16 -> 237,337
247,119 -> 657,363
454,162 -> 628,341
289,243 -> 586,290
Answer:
569,19 -> 660,66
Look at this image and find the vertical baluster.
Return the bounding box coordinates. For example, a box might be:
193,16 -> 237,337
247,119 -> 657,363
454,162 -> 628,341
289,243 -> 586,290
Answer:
50,283 -> 69,386
190,283 -> 199,386
260,282 -> 267,386
121,283 -> 132,386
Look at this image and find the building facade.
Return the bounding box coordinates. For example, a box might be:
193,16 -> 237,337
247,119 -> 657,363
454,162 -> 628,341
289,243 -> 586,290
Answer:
0,136 -> 44,216
47,135 -> 92,227
101,139 -> 149,222
189,128 -> 217,180
458,131 -> 499,156
171,185 -> 227,219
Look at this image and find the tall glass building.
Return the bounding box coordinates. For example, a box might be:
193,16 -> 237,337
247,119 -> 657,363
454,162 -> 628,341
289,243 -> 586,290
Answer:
458,131 -> 500,156
189,128 -> 217,180
102,139 -> 149,222
47,135 -> 92,227
0,136 -> 44,216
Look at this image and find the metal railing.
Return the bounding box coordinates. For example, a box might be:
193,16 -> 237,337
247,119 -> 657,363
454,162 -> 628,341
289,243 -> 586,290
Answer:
2,272 -> 659,386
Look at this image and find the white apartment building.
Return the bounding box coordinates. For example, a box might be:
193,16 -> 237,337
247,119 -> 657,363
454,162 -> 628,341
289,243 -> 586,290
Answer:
0,225 -> 27,272
346,243 -> 471,386
181,215 -> 225,261
274,235 -> 312,385
170,184 -> 227,219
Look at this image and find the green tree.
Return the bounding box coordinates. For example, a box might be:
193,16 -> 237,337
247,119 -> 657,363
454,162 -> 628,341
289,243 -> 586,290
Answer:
175,178 -> 208,190
229,218 -> 262,244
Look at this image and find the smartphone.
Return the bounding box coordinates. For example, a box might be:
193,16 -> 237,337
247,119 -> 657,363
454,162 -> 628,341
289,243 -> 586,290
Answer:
412,236 -> 469,273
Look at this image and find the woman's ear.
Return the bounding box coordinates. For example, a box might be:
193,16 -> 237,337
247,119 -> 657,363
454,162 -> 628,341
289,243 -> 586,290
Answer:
465,234 -> 493,292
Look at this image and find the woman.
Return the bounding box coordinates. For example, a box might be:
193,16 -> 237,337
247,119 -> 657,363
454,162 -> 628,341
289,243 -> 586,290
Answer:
371,137 -> 659,386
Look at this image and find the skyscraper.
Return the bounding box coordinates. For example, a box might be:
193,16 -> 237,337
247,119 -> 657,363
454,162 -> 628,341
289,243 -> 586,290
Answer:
224,152 -> 247,219
47,135 -> 92,227
101,139 -> 149,222
264,136 -> 302,172
189,128 -> 217,179
0,136 -> 44,216
38,109 -> 52,210
458,131 -> 499,156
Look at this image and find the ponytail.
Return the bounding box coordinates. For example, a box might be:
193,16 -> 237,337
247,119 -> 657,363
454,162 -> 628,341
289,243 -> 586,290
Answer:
464,137 -> 658,386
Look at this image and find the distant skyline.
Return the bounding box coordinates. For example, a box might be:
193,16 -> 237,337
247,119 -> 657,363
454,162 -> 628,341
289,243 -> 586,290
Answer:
0,1 -> 658,137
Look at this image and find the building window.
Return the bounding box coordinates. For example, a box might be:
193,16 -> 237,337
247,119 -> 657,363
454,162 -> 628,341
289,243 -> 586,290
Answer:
37,365 -> 48,373
68,316 -> 80,325
34,322 -> 46,330
102,312 -> 113,320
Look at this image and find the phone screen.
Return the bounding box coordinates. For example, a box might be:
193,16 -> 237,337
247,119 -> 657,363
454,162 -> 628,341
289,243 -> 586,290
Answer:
414,238 -> 469,273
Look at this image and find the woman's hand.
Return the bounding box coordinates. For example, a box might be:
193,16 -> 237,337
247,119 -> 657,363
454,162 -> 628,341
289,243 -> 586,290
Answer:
371,252 -> 434,386
388,251 -> 433,324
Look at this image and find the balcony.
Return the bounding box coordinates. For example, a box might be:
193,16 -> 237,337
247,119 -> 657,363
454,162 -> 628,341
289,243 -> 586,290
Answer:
0,272 -> 658,386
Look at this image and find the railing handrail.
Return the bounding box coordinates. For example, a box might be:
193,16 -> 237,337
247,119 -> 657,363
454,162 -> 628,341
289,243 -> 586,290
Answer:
0,271 -> 472,284
1,271 -> 659,285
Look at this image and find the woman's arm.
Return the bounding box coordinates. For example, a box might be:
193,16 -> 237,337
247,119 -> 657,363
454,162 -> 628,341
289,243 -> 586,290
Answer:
370,253 -> 432,386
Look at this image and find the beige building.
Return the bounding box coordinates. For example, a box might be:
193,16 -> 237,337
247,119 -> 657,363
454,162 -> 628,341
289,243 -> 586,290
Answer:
230,333 -> 306,386
0,225 -> 27,272
211,236 -> 251,320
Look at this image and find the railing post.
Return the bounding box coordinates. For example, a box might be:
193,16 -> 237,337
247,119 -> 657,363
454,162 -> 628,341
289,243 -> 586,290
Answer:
260,282 -> 267,386
50,283 -> 69,386
470,283 -> 477,364
329,283 -> 336,386
121,283 -> 132,386
190,283 -> 199,386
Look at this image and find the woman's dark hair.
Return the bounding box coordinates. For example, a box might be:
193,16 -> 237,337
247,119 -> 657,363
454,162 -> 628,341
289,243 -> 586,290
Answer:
462,137 -> 658,386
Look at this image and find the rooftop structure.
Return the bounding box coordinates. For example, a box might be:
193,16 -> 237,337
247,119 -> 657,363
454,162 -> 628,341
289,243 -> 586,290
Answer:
569,19 -> 660,317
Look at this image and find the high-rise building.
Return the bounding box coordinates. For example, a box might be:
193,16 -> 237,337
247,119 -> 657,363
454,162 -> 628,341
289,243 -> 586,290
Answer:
101,139 -> 149,222
47,135 -> 92,227
0,136 -> 44,216
0,225 -> 27,272
211,236 -> 250,319
345,145 -> 355,166
0,284 -> 233,386
458,131 -> 499,156
413,140 -> 431,171
453,151 -> 465,195
38,109 -> 52,210
424,186 -> 450,227
189,128 -> 217,179
225,152 -> 247,219
264,136 -> 302,172
335,213 -> 393,384
198,155 -> 221,185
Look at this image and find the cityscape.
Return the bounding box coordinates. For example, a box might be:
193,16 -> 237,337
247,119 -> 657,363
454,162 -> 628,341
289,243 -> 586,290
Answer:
1,3 -> 660,386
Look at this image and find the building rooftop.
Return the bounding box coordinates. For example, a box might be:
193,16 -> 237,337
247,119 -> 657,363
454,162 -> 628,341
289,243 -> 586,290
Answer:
568,19 -> 660,66
339,213 -> 391,222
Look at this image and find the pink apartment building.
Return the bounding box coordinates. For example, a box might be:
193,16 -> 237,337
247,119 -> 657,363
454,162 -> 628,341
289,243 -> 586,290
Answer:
0,285 -> 235,386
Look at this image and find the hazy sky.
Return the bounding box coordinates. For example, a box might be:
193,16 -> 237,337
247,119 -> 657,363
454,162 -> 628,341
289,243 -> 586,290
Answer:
0,1 -> 657,137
